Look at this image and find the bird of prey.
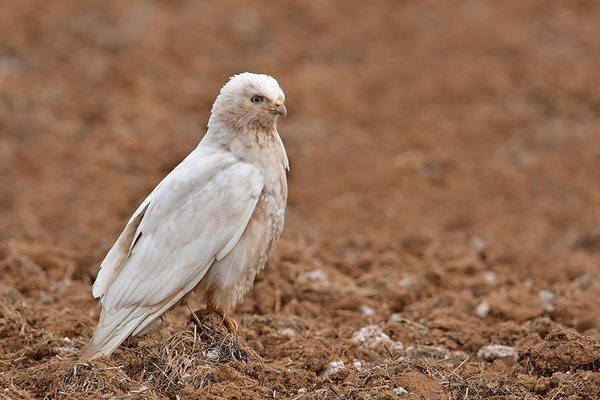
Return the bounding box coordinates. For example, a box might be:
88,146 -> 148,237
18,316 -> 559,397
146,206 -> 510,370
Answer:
81,73 -> 289,360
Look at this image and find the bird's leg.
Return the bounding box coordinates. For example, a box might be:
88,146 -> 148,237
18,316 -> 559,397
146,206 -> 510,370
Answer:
188,292 -> 238,334
206,292 -> 238,334
189,308 -> 237,333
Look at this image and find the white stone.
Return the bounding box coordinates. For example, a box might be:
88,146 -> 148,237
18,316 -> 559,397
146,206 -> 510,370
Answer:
353,361 -> 362,370
393,387 -> 408,395
319,361 -> 345,380
475,301 -> 490,318
351,325 -> 403,350
360,305 -> 375,316
539,290 -> 555,312
57,346 -> 77,354
202,348 -> 220,360
399,277 -> 416,289
483,271 -> 497,283
304,269 -> 325,282
477,345 -> 517,361
471,235 -> 487,250
389,313 -> 403,323
278,328 -> 296,337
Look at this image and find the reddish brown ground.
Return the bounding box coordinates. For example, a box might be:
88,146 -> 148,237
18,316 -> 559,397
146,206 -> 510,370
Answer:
1,1 -> 600,399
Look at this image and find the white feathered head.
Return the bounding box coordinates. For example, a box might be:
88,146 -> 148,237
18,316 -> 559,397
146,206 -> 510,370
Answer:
208,73 -> 286,131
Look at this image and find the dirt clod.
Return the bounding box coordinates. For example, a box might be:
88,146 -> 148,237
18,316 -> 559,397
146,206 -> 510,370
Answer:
520,328 -> 600,375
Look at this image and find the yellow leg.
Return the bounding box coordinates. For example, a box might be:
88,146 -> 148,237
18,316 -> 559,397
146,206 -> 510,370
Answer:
189,292 -> 238,334
189,307 -> 238,333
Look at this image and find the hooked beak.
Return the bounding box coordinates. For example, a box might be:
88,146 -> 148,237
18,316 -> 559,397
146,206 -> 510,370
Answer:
273,103 -> 287,117
271,99 -> 287,117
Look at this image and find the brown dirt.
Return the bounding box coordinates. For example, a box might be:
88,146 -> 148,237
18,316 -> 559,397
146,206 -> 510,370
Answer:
1,0 -> 600,399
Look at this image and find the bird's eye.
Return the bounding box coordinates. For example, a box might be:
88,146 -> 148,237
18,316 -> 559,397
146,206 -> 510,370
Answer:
251,95 -> 263,104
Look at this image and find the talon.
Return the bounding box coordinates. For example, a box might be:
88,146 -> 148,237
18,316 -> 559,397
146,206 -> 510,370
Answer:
215,308 -> 238,334
189,308 -> 214,326
189,307 -> 237,333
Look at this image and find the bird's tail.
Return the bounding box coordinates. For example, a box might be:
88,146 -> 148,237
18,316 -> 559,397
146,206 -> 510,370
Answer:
80,293 -> 187,360
80,306 -> 149,360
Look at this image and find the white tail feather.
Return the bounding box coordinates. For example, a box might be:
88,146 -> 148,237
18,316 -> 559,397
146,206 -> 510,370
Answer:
81,291 -> 195,360
80,306 -> 148,360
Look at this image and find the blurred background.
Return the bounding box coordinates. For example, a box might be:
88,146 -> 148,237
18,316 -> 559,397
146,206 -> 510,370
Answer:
1,0 -> 600,398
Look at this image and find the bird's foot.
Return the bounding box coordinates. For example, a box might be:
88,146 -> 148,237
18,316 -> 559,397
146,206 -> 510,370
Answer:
215,308 -> 238,333
189,307 -> 238,334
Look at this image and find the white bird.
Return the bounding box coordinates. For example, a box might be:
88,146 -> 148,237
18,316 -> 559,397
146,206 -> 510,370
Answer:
81,73 -> 289,360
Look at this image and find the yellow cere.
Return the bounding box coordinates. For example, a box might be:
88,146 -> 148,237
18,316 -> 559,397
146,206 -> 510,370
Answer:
275,99 -> 283,107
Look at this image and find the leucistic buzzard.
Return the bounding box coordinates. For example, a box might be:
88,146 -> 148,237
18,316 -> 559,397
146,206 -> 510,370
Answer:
82,73 -> 288,360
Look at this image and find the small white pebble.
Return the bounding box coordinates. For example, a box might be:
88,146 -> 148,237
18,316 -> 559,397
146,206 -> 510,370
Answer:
278,328 -> 296,337
539,290 -> 555,312
353,361 -> 362,370
57,347 -> 77,354
360,305 -> 375,316
475,301 -> 490,318
483,271 -> 497,284
477,345 -> 517,361
304,269 -> 325,282
297,388 -> 306,394
389,313 -> 403,323
393,387 -> 408,395
63,336 -> 71,343
471,235 -> 487,250
202,348 -> 220,360
319,361 -> 345,380
351,325 -> 403,350
399,277 -> 416,289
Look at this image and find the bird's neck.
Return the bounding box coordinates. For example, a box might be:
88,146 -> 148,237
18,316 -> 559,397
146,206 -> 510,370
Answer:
201,121 -> 289,174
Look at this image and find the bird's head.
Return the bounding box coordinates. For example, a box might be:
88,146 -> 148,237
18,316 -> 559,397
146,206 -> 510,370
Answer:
208,73 -> 286,133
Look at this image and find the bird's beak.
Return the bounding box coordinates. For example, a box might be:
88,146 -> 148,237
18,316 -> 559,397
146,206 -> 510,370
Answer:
271,99 -> 287,117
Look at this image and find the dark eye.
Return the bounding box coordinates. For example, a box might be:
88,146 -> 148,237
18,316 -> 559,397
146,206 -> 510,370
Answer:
251,95 -> 263,104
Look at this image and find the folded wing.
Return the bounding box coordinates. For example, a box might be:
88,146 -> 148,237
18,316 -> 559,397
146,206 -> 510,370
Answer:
82,151 -> 264,359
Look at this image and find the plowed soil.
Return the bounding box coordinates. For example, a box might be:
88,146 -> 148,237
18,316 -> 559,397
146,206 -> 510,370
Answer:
2,1 -> 600,399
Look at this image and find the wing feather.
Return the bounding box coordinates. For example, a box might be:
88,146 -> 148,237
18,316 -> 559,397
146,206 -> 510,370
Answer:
102,161 -> 264,310
92,203 -> 148,298
84,147 -> 264,359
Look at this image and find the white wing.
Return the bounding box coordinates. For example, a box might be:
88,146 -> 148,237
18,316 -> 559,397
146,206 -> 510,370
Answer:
82,147 -> 264,359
